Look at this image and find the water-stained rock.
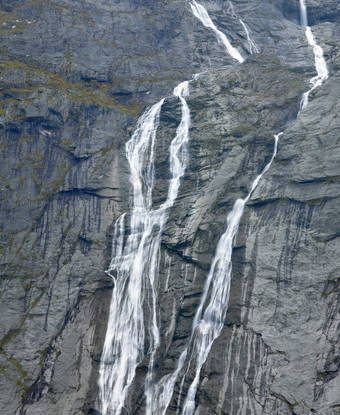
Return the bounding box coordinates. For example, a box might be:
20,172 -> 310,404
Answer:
0,0 -> 339,414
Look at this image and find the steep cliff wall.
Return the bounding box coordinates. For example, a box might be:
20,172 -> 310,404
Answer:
0,0 -> 339,414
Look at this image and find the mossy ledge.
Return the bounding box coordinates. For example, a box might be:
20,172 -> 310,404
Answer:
0,52 -> 141,116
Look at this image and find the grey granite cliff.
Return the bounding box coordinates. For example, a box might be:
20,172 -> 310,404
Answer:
0,0 -> 339,414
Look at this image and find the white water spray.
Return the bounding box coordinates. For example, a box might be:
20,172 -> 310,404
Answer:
149,3 -> 329,414
172,4 -> 329,413
299,0 -> 328,111
145,80 -> 192,413
144,4 -> 265,414
99,81 -> 191,415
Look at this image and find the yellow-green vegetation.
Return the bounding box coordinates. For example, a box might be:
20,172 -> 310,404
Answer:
33,160 -> 68,199
0,0 -> 143,117
326,175 -> 340,183
0,284 -> 47,391
0,50 -> 141,116
19,135 -> 32,144
307,198 -> 324,206
91,136 -> 116,174
0,6 -> 35,36
0,267 -> 47,367
48,74 -> 141,114
14,150 -> 44,170
59,139 -> 76,152
322,276 -> 340,297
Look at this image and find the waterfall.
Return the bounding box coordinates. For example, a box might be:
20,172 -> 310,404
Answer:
180,133 -> 282,414
239,19 -> 259,54
98,1 -> 276,413
299,0 -> 329,111
98,98 -> 164,415
98,81 -> 191,415
98,2 -> 248,412
149,133 -> 281,415
190,0 -> 244,63
225,1 -> 259,54
145,4 -> 268,413
144,81 -> 192,412
172,4 -> 329,414
299,0 -> 308,27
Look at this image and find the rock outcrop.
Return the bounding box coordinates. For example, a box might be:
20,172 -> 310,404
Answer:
0,0 -> 339,414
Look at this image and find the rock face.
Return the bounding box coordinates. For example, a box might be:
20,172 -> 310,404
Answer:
0,0 -> 339,414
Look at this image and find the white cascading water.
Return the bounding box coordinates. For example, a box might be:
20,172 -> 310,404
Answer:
99,2 -> 246,413
146,3 -> 261,414
99,0 -> 325,414
99,80 -> 191,415
144,80 -> 192,411
180,133 -> 282,414
175,4 -> 329,413
299,0 -> 328,110
150,132 -> 282,415
149,2 -> 330,414
190,0 -> 244,63
239,19 -> 259,54
174,3 -> 329,414
226,1 -> 259,54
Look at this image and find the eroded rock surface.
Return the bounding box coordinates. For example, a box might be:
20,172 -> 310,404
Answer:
0,0 -> 339,414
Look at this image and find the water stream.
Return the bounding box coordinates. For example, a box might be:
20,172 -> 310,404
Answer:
190,0 -> 244,63
149,2 -> 329,414
99,81 -> 191,415
180,133 -> 282,414
239,19 -> 259,54
98,2 -> 246,413
225,1 -> 259,54
98,1 -> 327,414
299,0 -> 328,110
146,3 -> 265,414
